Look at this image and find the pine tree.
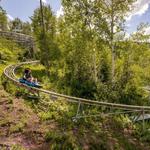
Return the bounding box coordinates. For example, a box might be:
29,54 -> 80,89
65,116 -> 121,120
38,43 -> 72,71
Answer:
31,5 -> 59,74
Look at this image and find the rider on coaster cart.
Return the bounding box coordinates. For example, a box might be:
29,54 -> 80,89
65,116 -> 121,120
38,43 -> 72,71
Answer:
19,68 -> 42,88
23,68 -> 38,85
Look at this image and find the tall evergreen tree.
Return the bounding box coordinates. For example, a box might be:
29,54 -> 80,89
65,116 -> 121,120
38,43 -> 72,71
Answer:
22,22 -> 32,35
9,18 -> 23,32
31,5 -> 59,73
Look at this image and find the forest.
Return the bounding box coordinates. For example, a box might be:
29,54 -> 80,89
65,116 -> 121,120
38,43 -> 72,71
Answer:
0,0 -> 150,149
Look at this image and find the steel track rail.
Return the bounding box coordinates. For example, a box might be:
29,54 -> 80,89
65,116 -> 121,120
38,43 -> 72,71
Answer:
3,61 -> 150,112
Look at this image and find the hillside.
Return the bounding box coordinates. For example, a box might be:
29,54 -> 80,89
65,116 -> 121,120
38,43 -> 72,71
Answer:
0,86 -> 150,150
0,36 -> 150,148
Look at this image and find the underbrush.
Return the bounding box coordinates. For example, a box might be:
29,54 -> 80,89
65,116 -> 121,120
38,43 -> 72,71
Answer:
1,78 -> 150,149
133,122 -> 150,143
1,36 -> 150,149
0,37 -> 26,62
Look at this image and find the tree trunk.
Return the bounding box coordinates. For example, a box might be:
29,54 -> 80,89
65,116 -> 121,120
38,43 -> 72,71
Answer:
111,0 -> 115,82
40,0 -> 45,34
93,48 -> 98,83
111,43 -> 115,82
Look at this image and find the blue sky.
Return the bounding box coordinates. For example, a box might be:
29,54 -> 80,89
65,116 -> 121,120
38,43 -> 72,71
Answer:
125,0 -> 150,34
0,0 -> 150,34
0,0 -> 61,21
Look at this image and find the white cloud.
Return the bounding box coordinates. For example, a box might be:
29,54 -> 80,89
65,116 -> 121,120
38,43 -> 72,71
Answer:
126,23 -> 131,29
144,27 -> 150,35
56,6 -> 64,18
42,0 -> 47,3
126,0 -> 150,21
38,0 -> 47,4
7,14 -> 14,21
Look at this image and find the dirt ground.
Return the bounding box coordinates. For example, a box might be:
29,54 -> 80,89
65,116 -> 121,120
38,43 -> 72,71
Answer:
0,88 -> 150,150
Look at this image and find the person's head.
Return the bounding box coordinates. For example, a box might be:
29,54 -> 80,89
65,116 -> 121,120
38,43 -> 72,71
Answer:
24,68 -> 31,74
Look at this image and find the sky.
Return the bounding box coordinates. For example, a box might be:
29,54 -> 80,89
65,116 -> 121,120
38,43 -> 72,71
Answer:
0,0 -> 61,20
126,0 -> 150,34
0,0 -> 150,34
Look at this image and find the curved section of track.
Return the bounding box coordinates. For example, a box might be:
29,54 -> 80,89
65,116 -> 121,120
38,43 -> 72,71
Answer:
3,61 -> 150,112
0,31 -> 34,45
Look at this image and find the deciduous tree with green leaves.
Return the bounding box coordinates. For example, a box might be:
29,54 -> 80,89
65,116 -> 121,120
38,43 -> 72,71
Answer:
0,6 -> 8,31
31,4 -> 60,74
93,0 -> 136,81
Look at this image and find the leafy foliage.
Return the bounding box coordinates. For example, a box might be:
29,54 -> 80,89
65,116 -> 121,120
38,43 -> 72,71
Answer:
31,5 -> 60,72
0,6 -> 8,31
0,37 -> 26,62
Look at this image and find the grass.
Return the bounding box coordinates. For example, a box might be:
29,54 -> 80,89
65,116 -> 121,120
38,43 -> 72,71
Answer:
11,144 -> 26,150
0,119 -> 10,127
45,131 -> 79,149
9,122 -> 26,134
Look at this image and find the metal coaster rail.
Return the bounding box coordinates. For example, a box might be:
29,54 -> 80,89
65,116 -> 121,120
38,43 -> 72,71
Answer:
3,61 -> 150,112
